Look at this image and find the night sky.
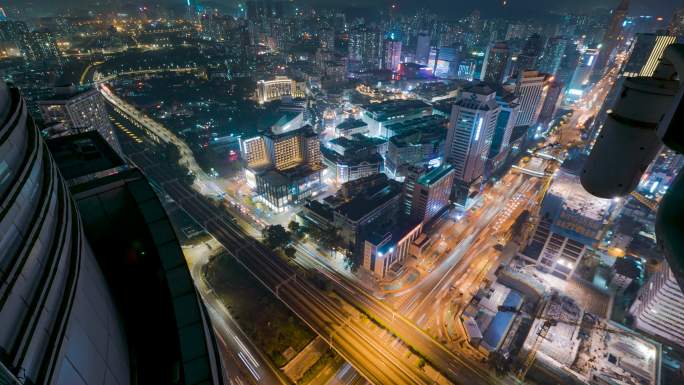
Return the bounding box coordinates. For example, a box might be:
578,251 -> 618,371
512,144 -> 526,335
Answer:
10,0 -> 682,19
314,0 -> 680,18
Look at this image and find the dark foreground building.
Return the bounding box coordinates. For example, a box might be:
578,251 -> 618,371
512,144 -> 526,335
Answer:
0,82 -> 224,385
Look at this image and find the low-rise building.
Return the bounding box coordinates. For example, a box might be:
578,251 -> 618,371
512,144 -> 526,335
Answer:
334,179 -> 403,254
360,99 -> 432,138
384,114 -> 447,139
255,167 -> 322,212
384,117 -> 447,178
322,134 -> 386,184
461,282 -> 527,357
338,173 -> 390,201
335,118 -> 369,138
298,199 -> 336,230
363,220 -> 423,278
241,116 -> 324,211
256,76 -> 306,104
323,151 -> 383,184
325,135 -> 387,157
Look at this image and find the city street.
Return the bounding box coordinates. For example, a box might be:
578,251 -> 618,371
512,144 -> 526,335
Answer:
99,53 -> 626,385
106,103 -> 442,385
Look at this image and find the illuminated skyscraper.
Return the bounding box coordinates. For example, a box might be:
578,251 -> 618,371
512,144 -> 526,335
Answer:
538,36 -> 568,76
516,33 -> 545,74
481,41 -> 510,85
383,32 -> 402,71
594,0 -> 629,76
415,31 -> 431,65
555,42 -> 580,87
348,25 -> 382,70
514,70 -> 548,127
566,48 -> 599,103
444,84 -> 500,204
623,33 -> 680,77
537,78 -> 563,128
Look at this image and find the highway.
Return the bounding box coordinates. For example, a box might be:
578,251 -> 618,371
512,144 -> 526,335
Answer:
102,82 -> 522,385
382,55 -> 627,347
157,174 -> 434,385
92,66 -> 200,85
99,82 -> 223,197
110,111 -> 277,385
191,245 -> 289,385
98,54 -> 625,385
105,103 -> 438,385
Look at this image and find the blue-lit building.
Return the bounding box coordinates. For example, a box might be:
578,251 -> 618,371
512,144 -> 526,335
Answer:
566,48 -> 599,104
487,91 -> 520,174
481,42 -> 511,85
402,164 -> 455,225
538,36 -> 568,76
434,46 -> 460,79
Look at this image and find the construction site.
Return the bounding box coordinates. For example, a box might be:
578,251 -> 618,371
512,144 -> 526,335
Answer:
460,267 -> 661,385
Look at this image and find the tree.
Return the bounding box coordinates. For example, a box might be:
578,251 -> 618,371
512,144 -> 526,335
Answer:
343,252 -> 360,273
320,230 -> 341,250
287,220 -> 300,233
283,246 -> 297,260
262,225 -> 291,250
304,225 -> 322,240
287,220 -> 302,239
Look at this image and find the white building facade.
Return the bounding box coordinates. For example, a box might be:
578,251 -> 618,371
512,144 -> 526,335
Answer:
445,84 -> 500,195
630,263 -> 684,348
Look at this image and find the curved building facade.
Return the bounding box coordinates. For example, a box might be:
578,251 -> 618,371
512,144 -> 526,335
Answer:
1,83 -> 225,385
0,84 -> 130,384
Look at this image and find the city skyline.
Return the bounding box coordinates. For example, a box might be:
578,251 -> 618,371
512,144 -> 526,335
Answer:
5,0 -> 682,19
1,1 -> 684,385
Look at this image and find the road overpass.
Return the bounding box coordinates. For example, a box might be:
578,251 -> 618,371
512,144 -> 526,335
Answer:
105,101 -> 440,385
101,83 -> 517,385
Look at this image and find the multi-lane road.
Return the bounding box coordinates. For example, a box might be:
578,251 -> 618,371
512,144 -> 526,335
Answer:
103,85 -> 524,385
106,103 -> 441,385
99,54 -> 624,385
